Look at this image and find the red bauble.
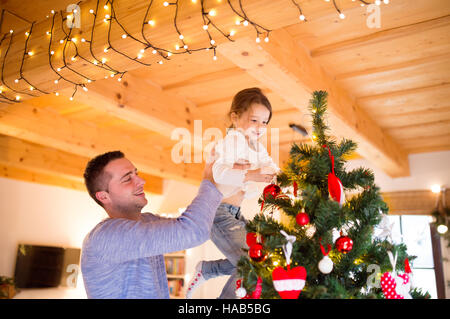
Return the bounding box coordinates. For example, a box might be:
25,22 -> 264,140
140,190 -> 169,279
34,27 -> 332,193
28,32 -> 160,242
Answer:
246,233 -> 264,247
263,184 -> 281,199
249,243 -> 265,262
295,212 -> 310,226
335,235 -> 353,254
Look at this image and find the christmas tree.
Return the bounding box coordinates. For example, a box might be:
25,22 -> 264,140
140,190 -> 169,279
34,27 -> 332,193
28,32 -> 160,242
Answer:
236,91 -> 431,299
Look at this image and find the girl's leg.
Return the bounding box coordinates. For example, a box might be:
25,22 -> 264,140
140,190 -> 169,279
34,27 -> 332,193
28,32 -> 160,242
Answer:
209,203 -> 248,298
201,259 -> 235,280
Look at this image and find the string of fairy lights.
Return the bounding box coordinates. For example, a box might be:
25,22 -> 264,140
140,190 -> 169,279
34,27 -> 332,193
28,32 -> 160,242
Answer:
0,0 -> 390,104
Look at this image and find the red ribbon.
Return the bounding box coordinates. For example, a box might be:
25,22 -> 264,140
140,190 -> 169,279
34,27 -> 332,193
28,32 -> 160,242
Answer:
322,145 -> 335,175
319,238 -> 331,256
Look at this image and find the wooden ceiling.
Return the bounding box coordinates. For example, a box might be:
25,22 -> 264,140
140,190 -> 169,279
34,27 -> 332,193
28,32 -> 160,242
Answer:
0,0 -> 449,194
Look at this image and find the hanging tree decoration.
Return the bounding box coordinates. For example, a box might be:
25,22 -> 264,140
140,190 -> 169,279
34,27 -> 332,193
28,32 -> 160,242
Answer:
272,230 -> 307,299
323,144 -> 345,207
318,238 -> 333,274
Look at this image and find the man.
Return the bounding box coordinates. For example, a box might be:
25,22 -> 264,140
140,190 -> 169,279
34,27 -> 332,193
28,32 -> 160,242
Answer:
81,150 -> 223,298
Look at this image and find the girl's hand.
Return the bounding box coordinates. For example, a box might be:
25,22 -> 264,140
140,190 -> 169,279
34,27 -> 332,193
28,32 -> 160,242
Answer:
244,168 -> 276,183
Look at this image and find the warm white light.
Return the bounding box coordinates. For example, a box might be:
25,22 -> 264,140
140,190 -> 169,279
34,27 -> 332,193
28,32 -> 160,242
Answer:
101,58 -> 107,64
213,55 -> 217,61
55,92 -> 59,96
93,60 -> 98,65
60,39 -> 64,44
105,14 -> 110,19
152,49 -> 157,54
87,79 -> 92,83
25,32 -> 29,37
375,0 -> 381,5
27,51 -> 34,56
299,14 -> 305,21
229,30 -> 235,36
243,20 -> 249,26
51,10 -> 55,14
183,44 -> 188,49
437,224 -> 448,234
104,4 -> 108,10
163,1 -> 169,6
203,24 -> 208,30
383,0 -> 390,3
255,37 -> 260,43
89,9 -> 94,14
264,36 -> 269,43
122,34 -> 127,39
339,13 -> 345,19
210,39 -> 215,45
54,79 -> 59,84
9,29 -> 13,34
104,47 -> 109,53
56,67 -> 61,71
158,60 -> 163,64
209,9 -> 216,16
83,86 -> 88,92
46,31 -> 51,35
235,19 -> 241,25
175,44 -> 180,50
14,79 -> 19,83
16,95 -> 20,101
179,34 -> 184,40
431,185 -> 442,193
69,96 -> 73,101
148,20 -> 155,26
71,56 -> 76,61
81,38 -> 86,42
137,53 -> 143,59
167,52 -> 172,57
29,86 -> 34,91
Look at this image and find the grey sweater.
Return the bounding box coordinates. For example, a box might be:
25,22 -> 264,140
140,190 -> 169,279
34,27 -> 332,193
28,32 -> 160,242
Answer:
81,180 -> 223,298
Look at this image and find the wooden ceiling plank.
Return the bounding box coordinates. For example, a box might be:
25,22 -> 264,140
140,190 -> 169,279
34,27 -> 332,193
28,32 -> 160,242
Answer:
311,15 -> 450,58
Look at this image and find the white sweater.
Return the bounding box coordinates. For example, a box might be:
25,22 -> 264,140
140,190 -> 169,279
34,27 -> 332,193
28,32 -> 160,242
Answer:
212,129 -> 280,199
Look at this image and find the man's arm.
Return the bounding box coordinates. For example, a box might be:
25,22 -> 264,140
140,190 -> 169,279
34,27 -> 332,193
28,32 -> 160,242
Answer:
84,179 -> 222,264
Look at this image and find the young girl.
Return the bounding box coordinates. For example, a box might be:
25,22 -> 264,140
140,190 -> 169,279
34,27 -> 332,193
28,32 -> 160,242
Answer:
186,88 -> 279,299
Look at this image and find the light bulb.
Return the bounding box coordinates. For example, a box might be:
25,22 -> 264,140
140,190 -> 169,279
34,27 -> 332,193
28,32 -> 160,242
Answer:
209,9 -> 216,16
183,44 -> 188,49
152,49 -> 157,54
210,39 -> 215,45
101,58 -> 107,64
83,86 -> 88,92
25,32 -> 29,37
255,37 -> 260,43
375,0 -> 381,5
163,1 -> 169,6
16,95 -> 20,101
175,44 -> 180,50
213,55 -> 217,60
29,86 -> 34,91
179,34 -> 184,39
81,38 -> 86,42
431,185 -> 441,193
299,14 -> 305,21
55,92 -> 59,96
104,5 -> 108,10
57,67 -> 61,71
89,9 -> 94,14
229,30 -> 235,36
167,52 -> 172,57
54,79 -> 59,84
243,20 -> 249,26
339,13 -> 345,19
383,0 -> 390,3
437,224 -> 448,234
27,51 -> 34,56
137,53 -> 143,59
14,79 -> 19,83
69,96 -> 73,101
148,20 -> 155,26
264,36 -> 269,42
122,34 -> 127,39
203,25 -> 208,30
105,14 -> 110,19
104,47 -> 109,53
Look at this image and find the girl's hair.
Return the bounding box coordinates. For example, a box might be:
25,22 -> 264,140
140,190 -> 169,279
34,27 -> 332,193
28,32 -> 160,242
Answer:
228,88 -> 272,128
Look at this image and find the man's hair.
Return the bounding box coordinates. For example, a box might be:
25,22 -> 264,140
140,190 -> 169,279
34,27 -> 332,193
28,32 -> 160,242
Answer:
83,151 -> 125,207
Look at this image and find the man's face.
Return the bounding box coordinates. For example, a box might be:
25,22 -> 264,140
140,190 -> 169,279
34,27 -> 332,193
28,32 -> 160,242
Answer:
97,158 -> 147,214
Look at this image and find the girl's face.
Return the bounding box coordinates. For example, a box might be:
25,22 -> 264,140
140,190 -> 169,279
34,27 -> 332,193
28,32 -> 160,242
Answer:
231,103 -> 271,141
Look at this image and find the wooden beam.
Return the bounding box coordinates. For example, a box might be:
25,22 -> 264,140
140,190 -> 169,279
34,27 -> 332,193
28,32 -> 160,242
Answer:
311,15 -> 450,57
217,30 -> 410,177
0,134 -> 164,194
0,102 -> 203,185
0,163 -> 87,191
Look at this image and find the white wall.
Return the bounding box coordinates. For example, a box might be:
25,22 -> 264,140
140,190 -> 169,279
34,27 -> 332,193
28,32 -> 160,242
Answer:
1,150 -> 449,299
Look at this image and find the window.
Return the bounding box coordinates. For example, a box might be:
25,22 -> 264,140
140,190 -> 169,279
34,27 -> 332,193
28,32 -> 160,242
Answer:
378,215 -> 438,298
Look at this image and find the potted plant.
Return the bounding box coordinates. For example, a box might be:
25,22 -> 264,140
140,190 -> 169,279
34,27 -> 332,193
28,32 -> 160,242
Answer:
0,276 -> 17,299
